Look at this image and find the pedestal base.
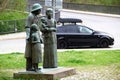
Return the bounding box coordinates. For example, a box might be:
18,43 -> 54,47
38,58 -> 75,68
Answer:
13,67 -> 76,80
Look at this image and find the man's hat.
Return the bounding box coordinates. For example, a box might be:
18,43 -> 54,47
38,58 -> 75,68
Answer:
31,3 -> 42,12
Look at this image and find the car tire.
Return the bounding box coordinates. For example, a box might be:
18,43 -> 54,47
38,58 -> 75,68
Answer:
57,40 -> 68,49
99,39 -> 109,48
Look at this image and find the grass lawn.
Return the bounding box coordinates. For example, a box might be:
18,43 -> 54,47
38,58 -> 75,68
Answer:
0,10 -> 27,20
0,50 -> 120,80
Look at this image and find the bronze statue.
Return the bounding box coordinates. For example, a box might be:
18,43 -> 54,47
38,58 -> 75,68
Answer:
31,24 -> 42,72
41,8 -> 57,68
25,3 -> 43,71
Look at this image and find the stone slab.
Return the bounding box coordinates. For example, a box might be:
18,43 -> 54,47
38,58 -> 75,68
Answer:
13,67 -> 76,80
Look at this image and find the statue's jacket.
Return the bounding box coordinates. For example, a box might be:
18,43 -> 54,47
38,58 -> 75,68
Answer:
31,31 -> 42,63
42,18 -> 57,68
25,13 -> 42,58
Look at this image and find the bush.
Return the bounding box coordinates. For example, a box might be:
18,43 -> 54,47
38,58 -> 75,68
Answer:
0,11 -> 27,34
0,0 -> 27,34
0,10 -> 27,20
0,19 -> 26,34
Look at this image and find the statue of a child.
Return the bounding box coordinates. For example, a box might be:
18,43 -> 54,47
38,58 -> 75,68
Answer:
31,24 -> 42,72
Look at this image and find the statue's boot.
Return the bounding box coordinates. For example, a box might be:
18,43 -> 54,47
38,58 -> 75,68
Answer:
33,63 -> 41,72
26,58 -> 32,71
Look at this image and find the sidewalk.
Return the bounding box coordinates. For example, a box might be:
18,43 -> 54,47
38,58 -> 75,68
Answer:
0,32 -> 26,54
0,32 -> 26,41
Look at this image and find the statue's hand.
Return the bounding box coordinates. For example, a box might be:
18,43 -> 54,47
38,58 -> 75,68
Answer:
53,28 -> 56,32
50,28 -> 56,32
27,38 -> 30,41
45,27 -> 49,30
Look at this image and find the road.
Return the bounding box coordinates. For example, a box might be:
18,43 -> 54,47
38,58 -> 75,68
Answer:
0,10 -> 120,53
0,39 -> 25,53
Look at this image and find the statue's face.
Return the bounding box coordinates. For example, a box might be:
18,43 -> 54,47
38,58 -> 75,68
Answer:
46,10 -> 53,17
32,9 -> 41,15
31,25 -> 38,32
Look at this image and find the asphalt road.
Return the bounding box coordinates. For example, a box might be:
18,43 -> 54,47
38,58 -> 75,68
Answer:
0,39 -> 26,53
0,10 -> 120,53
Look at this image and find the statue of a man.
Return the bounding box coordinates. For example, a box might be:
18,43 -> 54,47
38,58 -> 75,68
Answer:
41,8 -> 57,68
31,24 -> 42,72
25,3 -> 43,71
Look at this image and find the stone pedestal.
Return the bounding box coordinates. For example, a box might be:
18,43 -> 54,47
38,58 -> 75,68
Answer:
14,67 -> 76,80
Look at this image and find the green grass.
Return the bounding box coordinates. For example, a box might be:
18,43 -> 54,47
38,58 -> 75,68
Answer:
0,10 -> 28,20
0,50 -> 120,80
0,52 -> 25,69
0,0 -> 27,20
0,50 -> 120,69
0,0 -> 27,11
58,50 -> 120,66
0,10 -> 27,33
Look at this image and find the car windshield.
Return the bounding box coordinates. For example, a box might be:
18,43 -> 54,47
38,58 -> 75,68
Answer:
78,26 -> 93,34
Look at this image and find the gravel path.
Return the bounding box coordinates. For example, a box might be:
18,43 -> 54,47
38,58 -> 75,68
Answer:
61,66 -> 120,80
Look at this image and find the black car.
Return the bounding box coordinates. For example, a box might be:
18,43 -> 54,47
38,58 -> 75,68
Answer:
56,19 -> 114,49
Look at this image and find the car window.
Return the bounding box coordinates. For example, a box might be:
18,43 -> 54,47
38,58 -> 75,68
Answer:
78,26 -> 93,34
57,25 -> 80,33
57,27 -> 65,33
65,26 -> 79,33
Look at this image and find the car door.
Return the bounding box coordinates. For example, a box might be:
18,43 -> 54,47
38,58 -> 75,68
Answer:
77,26 -> 99,47
65,26 -> 80,46
57,25 -> 78,48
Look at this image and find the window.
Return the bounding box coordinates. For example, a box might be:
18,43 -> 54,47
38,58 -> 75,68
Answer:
79,26 -> 93,34
65,26 -> 79,33
57,27 -> 65,33
57,25 -> 80,33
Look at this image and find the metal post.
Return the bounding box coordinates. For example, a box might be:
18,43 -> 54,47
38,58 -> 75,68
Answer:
52,0 -> 56,19
14,20 -> 17,32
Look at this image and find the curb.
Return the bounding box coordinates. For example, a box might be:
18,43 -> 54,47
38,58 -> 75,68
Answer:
62,9 -> 120,18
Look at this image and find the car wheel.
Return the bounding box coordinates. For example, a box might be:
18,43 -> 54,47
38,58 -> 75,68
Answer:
99,39 -> 109,48
57,40 -> 68,49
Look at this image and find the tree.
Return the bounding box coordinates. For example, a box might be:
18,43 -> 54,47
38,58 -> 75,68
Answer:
0,0 -> 9,11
